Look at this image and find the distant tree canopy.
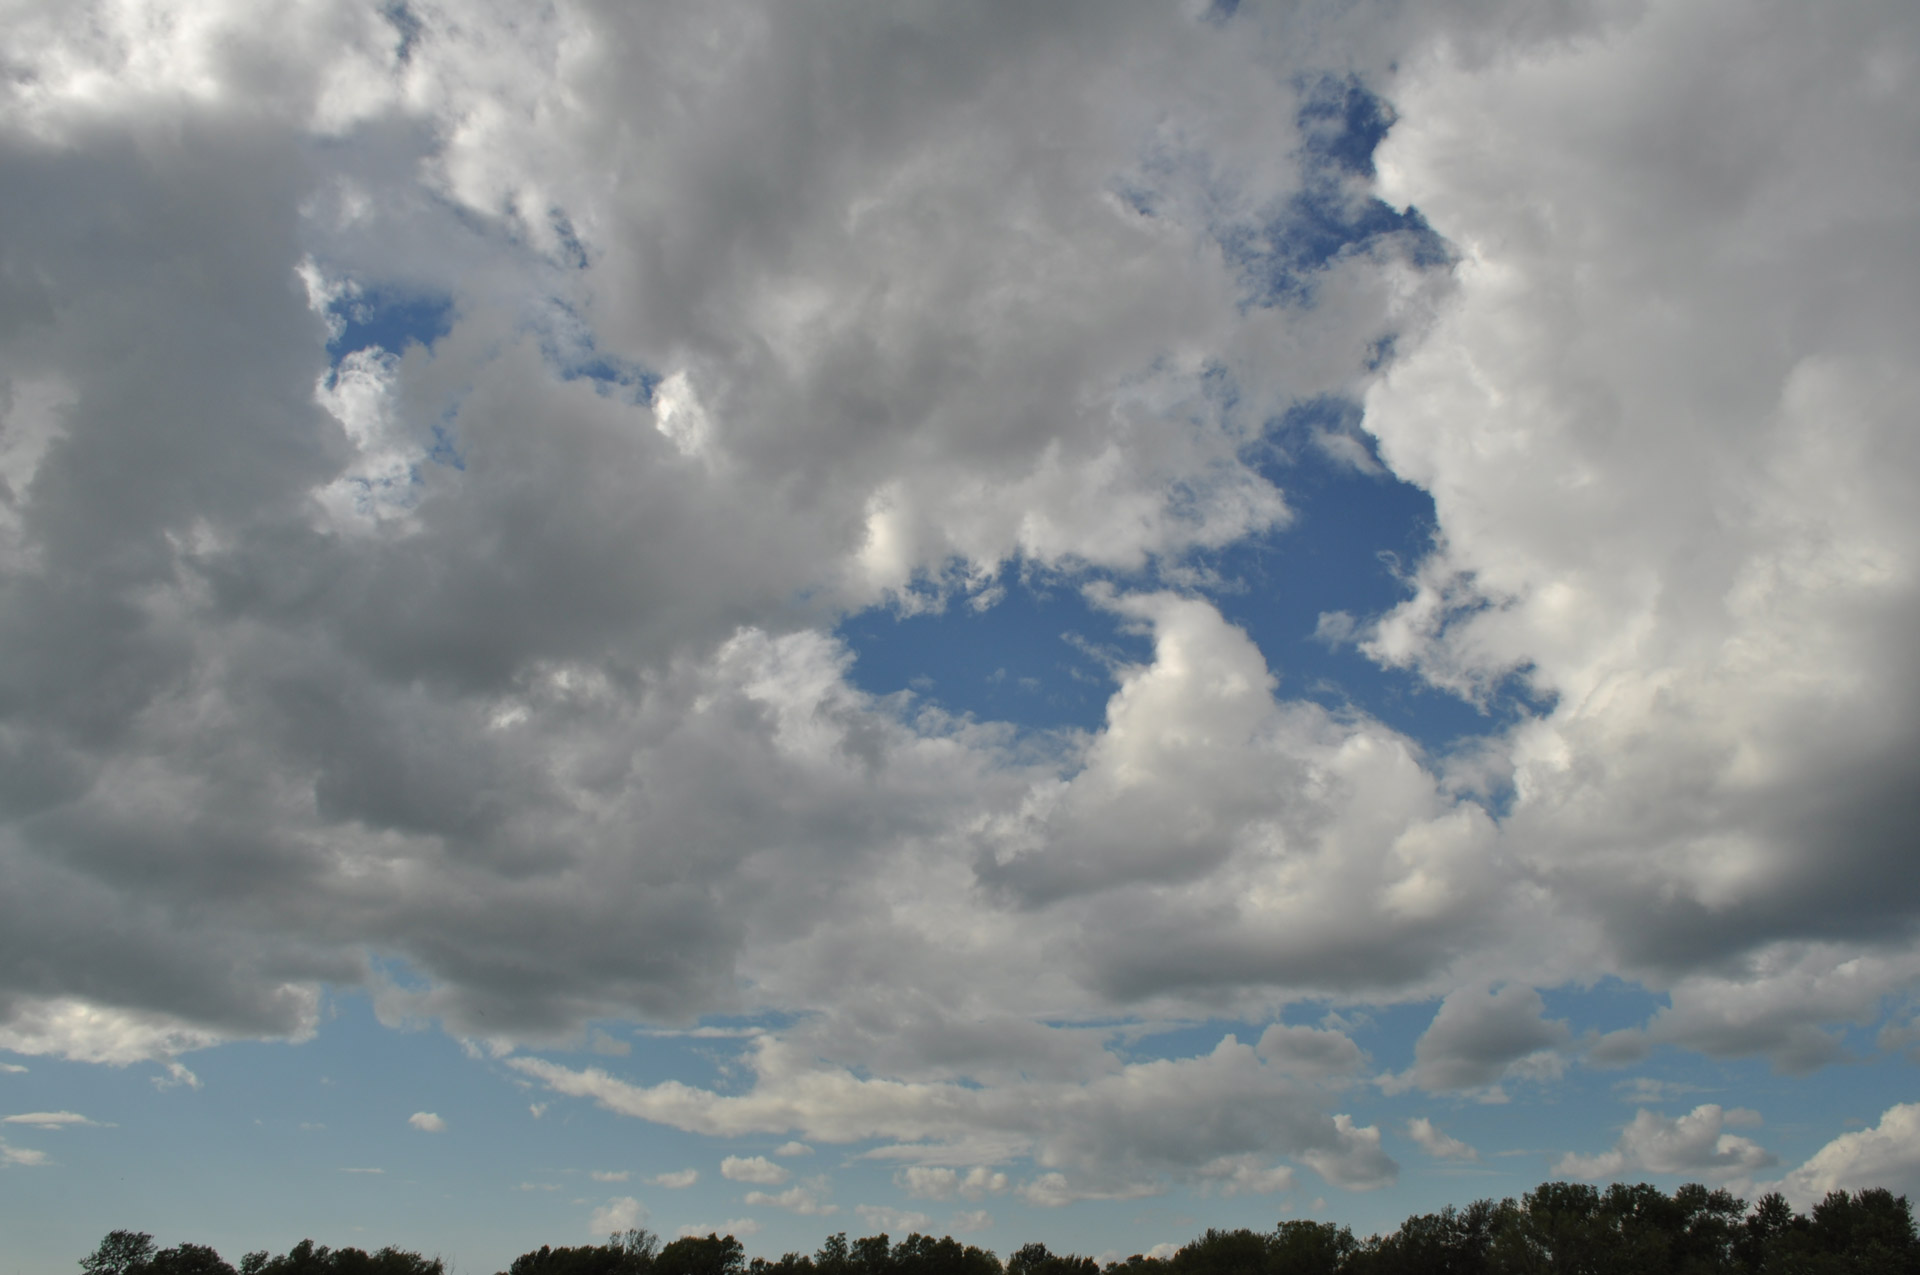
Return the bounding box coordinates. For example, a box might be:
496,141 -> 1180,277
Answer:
78,1181 -> 1920,1275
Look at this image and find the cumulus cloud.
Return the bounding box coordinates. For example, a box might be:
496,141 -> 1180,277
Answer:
1385,986 -> 1570,1095
408,1112 -> 446,1133
775,1142 -> 814,1157
1405,1118 -> 1477,1162
0,0 -> 1916,1220
590,1197 -> 647,1236
720,1155 -> 789,1186
854,1206 -> 931,1235
648,1169 -> 699,1190
1554,1106 -> 1776,1183
744,1178 -> 837,1216
1762,1104 -> 1920,1207
896,1166 -> 1008,1202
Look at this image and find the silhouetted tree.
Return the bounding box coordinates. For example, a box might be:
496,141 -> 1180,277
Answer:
655,1234 -> 746,1275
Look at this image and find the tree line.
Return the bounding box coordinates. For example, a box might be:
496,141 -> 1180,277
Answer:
77,1180 -> 1920,1275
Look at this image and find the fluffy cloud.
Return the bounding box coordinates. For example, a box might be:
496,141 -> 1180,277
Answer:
744,1178 -> 837,1216
720,1156 -> 789,1187
1763,1104 -> 1920,1208
408,1111 -> 446,1133
590,1197 -> 647,1236
1554,1106 -> 1776,1183
0,0 -> 1916,1219
1405,1118 -> 1477,1163
1385,986 -> 1569,1095
896,1166 -> 1009,1202
0,1136 -> 47,1166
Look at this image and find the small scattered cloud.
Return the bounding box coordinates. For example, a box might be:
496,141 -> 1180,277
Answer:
1406,1117 -> 1478,1162
855,1204 -> 931,1234
409,1112 -> 447,1133
530,1104 -> 548,1119
1555,1105 -> 1775,1183
896,1166 -> 1008,1201
0,1064 -> 26,1074
4,1111 -> 108,1129
649,1168 -> 699,1189
591,1196 -> 648,1234
153,1063 -> 199,1091
1613,1077 -> 1704,1105
950,1210 -> 993,1233
775,1142 -> 814,1157
720,1155 -> 787,1185
1,1137 -> 48,1166
517,1182 -> 561,1192
744,1177 -> 837,1216
341,1167 -> 385,1175
592,1170 -> 630,1182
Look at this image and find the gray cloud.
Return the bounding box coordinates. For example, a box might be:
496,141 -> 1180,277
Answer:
0,0 -> 1917,1199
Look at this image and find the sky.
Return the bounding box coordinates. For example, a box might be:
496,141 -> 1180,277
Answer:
1,0 -> 1919,1271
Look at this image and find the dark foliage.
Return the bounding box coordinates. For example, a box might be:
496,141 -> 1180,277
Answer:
79,1182 -> 1920,1275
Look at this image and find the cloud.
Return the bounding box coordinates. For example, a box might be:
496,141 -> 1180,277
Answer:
855,1205 -> 932,1235
341,1167 -> 384,1175
1299,1116 -> 1396,1191
1762,1104 -> 1920,1208
0,1064 -> 25,1074
591,1170 -> 630,1183
3,1111 -> 107,1129
0,0 -> 1916,1224
1554,1105 -> 1776,1183
0,1137 -> 47,1166
590,1197 -> 647,1235
1385,986 -> 1570,1095
648,1169 -> 699,1189
1405,1118 -> 1477,1162
1195,1155 -> 1297,1196
719,1155 -> 788,1186
744,1178 -> 837,1216
408,1112 -> 446,1133
775,1142 -> 814,1157
896,1166 -> 1009,1201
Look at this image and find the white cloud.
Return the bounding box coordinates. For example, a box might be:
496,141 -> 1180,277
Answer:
896,1166 -> 1008,1201
1555,1105 -> 1776,1183
590,1197 -> 647,1236
855,1205 -> 932,1235
775,1142 -> 814,1157
3,1111 -> 106,1129
408,1112 -> 447,1133
1406,1118 -> 1477,1162
648,1169 -> 699,1189
1762,1103 -> 1920,1208
0,1137 -> 47,1166
719,1155 -> 788,1186
950,1210 -> 993,1234
744,1178 -> 836,1216
0,1064 -> 25,1074
591,1170 -> 630,1183
1195,1154 -> 1297,1196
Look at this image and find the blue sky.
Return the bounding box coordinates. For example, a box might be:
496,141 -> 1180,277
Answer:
3,2 -> 1920,1273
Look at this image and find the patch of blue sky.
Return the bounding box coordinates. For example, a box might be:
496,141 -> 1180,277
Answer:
1219,75 -> 1451,311
534,298 -> 659,403
838,573 -> 1152,736
324,289 -> 454,367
